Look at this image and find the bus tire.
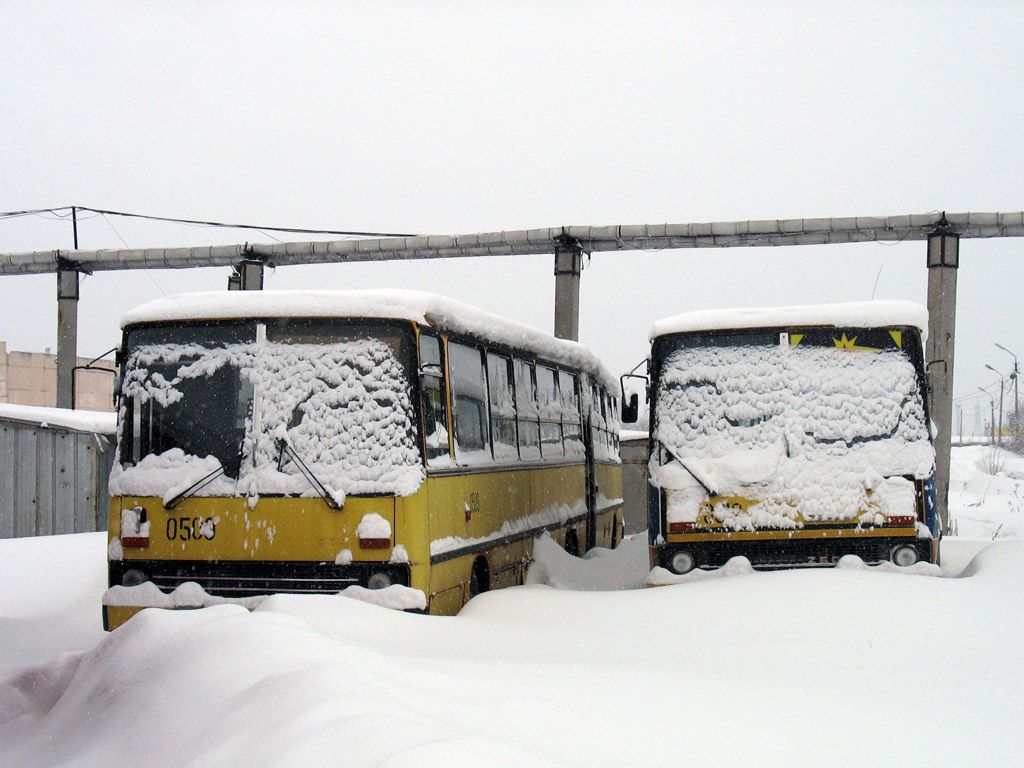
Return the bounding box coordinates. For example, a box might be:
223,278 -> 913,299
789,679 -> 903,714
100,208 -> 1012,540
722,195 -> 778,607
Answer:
610,516 -> 621,549
469,557 -> 490,599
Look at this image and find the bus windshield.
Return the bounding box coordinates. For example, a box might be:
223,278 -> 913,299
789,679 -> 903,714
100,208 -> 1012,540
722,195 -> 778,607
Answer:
113,319 -> 424,501
650,327 -> 934,521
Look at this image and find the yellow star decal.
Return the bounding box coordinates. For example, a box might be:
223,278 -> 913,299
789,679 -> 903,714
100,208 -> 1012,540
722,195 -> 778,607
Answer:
833,333 -> 877,351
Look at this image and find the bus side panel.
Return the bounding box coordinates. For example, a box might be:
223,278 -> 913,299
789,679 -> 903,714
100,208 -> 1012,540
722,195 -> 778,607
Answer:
593,460 -> 624,548
425,468 -> 531,611
426,464 -> 588,613
530,463 -> 587,552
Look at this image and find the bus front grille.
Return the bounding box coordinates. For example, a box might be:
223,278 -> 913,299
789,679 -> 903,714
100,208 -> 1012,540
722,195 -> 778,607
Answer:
109,560 -> 409,599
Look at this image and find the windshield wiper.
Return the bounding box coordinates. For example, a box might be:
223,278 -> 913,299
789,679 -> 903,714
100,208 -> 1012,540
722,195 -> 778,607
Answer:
656,439 -> 714,496
276,437 -> 343,510
165,465 -> 226,510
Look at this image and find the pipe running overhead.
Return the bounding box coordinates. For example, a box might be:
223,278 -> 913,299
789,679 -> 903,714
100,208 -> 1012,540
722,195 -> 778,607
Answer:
2,211 -> 1024,275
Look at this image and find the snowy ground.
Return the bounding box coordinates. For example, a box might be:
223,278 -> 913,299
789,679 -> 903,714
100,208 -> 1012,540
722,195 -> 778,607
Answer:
2,447 -> 1023,767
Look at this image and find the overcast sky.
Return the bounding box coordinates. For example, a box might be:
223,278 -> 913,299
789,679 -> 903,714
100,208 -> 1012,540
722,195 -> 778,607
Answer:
2,1 -> 1022,434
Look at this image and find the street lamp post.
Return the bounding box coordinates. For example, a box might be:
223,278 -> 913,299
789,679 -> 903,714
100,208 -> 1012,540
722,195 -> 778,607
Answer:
995,343 -> 1019,441
984,365 -> 1005,444
978,387 -> 996,445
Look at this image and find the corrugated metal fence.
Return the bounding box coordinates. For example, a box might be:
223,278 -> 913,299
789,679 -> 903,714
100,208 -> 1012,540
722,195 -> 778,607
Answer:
0,410 -> 116,538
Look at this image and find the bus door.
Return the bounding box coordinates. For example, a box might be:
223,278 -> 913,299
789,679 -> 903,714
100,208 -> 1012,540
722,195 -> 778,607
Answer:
583,385 -> 598,551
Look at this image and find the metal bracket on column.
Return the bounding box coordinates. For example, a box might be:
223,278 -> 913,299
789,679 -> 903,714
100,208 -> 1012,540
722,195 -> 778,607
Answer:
554,234 -> 584,275
228,250 -> 266,290
927,218 -> 960,268
56,258 -> 82,409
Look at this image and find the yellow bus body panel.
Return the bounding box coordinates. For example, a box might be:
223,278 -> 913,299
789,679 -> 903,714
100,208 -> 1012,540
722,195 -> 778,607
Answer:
423,463 -> 587,611
594,460 -> 624,547
664,492 -> 919,544
666,526 -> 918,544
113,495 -> 399,563
108,459 -> 624,624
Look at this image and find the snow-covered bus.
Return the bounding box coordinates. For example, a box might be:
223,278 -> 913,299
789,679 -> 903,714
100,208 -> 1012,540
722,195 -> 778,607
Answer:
103,290 -> 622,629
633,301 -> 939,576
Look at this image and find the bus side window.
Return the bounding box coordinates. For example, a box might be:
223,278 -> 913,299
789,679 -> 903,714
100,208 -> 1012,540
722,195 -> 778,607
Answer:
605,390 -> 620,460
514,358 -> 541,461
487,352 -> 518,462
449,341 -> 491,463
419,333 -> 451,465
592,382 -> 610,462
536,365 -> 563,458
559,370 -> 584,458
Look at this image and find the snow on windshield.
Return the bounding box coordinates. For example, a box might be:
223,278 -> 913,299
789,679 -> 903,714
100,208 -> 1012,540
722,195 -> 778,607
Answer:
650,342 -> 934,526
110,337 -> 424,501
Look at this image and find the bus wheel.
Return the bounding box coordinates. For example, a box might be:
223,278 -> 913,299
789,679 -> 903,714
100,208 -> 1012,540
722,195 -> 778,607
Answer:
469,557 -> 490,598
610,516 -> 621,549
564,529 -> 580,558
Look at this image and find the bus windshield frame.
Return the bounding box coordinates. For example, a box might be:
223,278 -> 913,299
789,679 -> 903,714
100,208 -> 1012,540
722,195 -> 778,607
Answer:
115,317 -> 423,500
650,324 -> 934,495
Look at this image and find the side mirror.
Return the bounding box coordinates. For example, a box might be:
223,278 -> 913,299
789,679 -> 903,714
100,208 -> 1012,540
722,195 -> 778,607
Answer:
622,392 -> 639,424
620,370 -> 648,424
112,373 -> 123,407
419,363 -> 444,382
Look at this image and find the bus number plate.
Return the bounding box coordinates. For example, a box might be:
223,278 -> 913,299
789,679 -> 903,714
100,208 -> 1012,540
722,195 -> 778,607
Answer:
166,516 -> 217,542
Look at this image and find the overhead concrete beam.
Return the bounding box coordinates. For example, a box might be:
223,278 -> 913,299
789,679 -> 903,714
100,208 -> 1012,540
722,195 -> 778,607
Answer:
3,212 -> 1023,275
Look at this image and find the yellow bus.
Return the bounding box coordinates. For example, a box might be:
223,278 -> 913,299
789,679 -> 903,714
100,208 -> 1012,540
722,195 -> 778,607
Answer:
103,290 -> 622,629
631,301 -> 938,576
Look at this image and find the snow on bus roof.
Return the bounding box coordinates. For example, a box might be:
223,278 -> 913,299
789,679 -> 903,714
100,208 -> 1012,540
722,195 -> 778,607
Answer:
649,300 -> 928,340
122,289 -> 617,388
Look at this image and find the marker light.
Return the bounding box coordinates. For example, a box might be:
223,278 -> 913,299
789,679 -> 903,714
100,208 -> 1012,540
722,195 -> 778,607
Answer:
668,522 -> 695,533
669,550 -> 696,574
120,505 -> 150,548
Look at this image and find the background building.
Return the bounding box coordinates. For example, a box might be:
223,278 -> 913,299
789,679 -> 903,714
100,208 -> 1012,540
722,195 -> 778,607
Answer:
0,341 -> 116,413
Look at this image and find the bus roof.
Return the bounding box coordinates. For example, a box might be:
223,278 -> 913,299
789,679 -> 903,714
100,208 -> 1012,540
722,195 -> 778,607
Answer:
649,300 -> 928,341
122,289 -> 616,388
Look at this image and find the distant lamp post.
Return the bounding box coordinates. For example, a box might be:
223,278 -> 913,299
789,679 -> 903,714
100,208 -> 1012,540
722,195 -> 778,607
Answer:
978,387 -> 996,445
995,343 -> 1019,441
984,365 -> 1006,444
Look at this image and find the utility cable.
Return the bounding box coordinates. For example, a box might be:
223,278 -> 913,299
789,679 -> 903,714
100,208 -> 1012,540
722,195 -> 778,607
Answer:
0,205 -> 419,239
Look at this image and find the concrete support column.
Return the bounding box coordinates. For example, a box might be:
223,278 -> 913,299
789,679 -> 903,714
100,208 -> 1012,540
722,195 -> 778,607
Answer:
926,232 -> 959,534
553,240 -> 582,341
228,259 -> 265,291
56,265 -> 79,409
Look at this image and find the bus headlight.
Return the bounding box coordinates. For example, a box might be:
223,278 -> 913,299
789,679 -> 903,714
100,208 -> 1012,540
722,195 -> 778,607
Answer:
669,550 -> 696,575
891,545 -> 920,567
121,568 -> 148,587
367,571 -> 393,590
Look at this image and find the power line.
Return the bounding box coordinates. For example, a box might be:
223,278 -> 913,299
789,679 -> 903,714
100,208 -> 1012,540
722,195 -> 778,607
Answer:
0,205 -> 418,239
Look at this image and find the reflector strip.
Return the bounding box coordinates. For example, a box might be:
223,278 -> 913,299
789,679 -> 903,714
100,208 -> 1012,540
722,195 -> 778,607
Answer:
359,537 -> 391,549
121,536 -> 150,548
888,516 -> 916,526
668,522 -> 695,533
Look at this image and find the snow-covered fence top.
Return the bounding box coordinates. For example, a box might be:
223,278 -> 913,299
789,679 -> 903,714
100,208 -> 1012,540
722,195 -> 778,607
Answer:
650,300 -> 928,341
123,289 -> 616,389
0,403 -> 116,435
